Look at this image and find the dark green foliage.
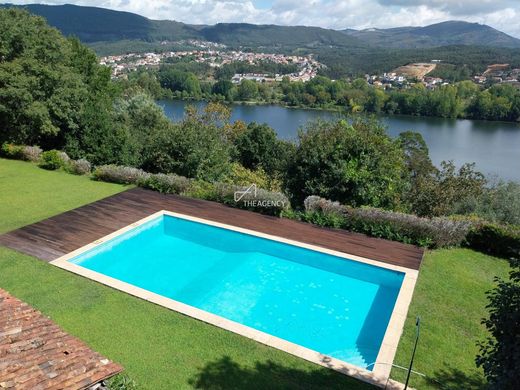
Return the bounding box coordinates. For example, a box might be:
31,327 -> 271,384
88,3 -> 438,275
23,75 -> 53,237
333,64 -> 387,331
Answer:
237,79 -> 258,101
212,80 -> 235,100
215,61 -> 297,81
0,9 -> 87,148
141,107 -> 231,182
285,118 -> 407,208
476,261 -> 520,389
233,123 -> 293,175
158,67 -> 202,98
38,150 -> 64,170
467,224 -> 520,260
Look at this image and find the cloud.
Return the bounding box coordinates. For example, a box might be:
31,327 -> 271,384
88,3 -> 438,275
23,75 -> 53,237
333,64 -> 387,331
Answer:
8,0 -> 520,37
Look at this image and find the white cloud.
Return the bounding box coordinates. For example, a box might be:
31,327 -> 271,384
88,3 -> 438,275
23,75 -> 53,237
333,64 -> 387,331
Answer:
8,0 -> 520,37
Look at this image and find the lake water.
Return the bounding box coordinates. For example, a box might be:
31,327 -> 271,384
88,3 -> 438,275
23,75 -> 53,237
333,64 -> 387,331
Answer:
157,100 -> 520,182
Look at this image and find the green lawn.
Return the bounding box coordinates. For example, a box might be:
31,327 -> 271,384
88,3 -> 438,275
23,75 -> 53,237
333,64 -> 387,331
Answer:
0,158 -> 511,389
0,159 -> 128,234
0,158 -> 370,390
391,249 -> 509,389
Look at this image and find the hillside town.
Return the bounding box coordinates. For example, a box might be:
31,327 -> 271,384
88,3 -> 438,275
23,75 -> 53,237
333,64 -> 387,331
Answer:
365,62 -> 520,90
99,49 -> 323,82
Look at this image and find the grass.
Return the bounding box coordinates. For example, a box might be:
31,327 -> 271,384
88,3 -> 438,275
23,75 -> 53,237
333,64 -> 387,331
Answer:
0,158 -> 371,389
0,159 -> 128,234
391,249 -> 510,389
0,158 -> 511,389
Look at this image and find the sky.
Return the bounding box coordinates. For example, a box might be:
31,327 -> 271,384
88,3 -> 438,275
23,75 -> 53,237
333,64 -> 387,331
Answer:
8,0 -> 520,38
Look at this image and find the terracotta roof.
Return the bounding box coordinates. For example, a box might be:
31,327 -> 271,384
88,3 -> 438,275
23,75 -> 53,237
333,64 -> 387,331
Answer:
0,289 -> 123,390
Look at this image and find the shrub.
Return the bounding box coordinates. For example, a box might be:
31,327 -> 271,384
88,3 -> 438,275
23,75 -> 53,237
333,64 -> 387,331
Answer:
141,108 -> 231,182
67,159 -> 91,175
303,195 -> 473,248
106,374 -> 138,390
21,145 -> 42,161
1,143 -> 24,159
183,180 -> 219,200
285,119 -> 408,208
215,183 -> 290,216
222,162 -> 282,191
476,260 -> 520,388
467,223 -> 520,260
138,173 -> 192,194
233,122 -> 293,175
58,151 -> 70,164
38,150 -> 65,170
93,165 -> 150,185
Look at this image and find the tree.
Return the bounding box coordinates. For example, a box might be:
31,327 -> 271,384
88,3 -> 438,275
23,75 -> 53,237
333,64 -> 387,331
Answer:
158,68 -> 201,98
0,9 -> 87,147
233,123 -> 293,176
476,261 -> 520,390
141,105 -> 231,181
397,131 -> 438,216
237,79 -> 258,101
285,118 -> 407,208
212,80 -> 235,101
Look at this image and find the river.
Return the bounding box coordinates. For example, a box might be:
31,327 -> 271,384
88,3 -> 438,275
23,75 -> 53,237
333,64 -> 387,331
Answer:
157,100 -> 520,182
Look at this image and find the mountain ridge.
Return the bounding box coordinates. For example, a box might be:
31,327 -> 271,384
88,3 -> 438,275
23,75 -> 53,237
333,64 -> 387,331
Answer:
344,21 -> 520,48
2,3 -> 520,49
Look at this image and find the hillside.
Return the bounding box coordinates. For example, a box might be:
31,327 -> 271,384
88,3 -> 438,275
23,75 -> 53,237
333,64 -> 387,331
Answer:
5,4 -> 520,50
4,3 -> 520,77
344,21 -> 520,49
2,3 -> 362,49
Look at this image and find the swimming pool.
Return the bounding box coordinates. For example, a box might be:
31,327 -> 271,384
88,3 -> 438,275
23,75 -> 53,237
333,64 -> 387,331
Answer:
52,211 -> 417,385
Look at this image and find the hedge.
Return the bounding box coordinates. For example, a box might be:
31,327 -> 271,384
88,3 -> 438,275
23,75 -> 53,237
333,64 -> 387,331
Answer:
93,164 -> 289,216
303,195 -> 473,248
467,223 -> 520,260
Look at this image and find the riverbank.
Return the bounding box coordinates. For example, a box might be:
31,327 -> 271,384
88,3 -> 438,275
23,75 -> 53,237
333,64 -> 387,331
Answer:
158,99 -> 520,182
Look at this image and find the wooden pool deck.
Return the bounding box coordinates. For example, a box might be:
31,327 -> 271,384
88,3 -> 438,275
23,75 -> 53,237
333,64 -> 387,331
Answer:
0,188 -> 423,270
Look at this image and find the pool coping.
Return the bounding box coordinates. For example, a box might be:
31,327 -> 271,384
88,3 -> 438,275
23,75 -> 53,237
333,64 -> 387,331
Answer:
50,210 -> 418,389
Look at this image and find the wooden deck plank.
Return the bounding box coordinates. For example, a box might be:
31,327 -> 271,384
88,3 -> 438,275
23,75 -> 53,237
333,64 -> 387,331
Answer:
0,188 -> 424,269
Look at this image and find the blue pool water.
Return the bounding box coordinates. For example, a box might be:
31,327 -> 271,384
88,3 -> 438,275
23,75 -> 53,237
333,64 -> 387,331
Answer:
70,215 -> 404,369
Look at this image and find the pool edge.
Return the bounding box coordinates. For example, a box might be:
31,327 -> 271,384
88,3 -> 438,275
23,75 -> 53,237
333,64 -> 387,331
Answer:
51,210 -> 418,390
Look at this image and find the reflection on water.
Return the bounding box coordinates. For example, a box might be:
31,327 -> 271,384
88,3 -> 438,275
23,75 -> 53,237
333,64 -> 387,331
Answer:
157,100 -> 520,181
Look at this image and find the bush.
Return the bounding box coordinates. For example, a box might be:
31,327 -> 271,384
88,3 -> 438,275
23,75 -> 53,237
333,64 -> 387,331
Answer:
233,122 -> 293,175
66,159 -> 91,175
222,162 -> 281,191
138,173 -> 192,194
476,260 -> 520,388
215,183 -> 290,216
183,180 -> 219,201
467,223 -> 520,260
106,374 -> 138,390
21,145 -> 42,161
285,119 -> 407,208
1,143 -> 24,159
38,150 -> 66,170
303,195 -> 473,248
93,165 -> 150,185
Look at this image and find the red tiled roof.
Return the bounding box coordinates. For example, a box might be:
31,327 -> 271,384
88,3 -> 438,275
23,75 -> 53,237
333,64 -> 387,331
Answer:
0,289 -> 123,389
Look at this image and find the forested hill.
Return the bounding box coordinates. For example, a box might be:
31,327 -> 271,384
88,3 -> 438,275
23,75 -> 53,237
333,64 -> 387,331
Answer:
0,3 -> 363,48
344,21 -> 520,49
3,3 -> 520,50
